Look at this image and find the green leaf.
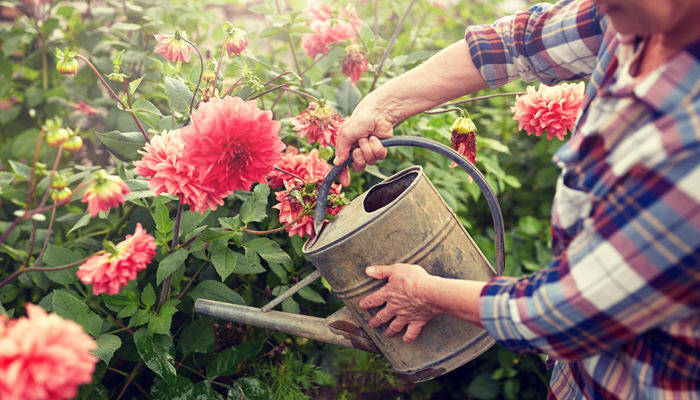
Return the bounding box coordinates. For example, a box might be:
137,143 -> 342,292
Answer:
178,319 -> 215,355
297,287 -> 324,303
129,75 -> 145,95
211,248 -> 237,281
165,77 -> 193,115
129,309 -> 151,327
52,290 -> 103,337
466,373 -> 499,399
240,184 -> 269,224
243,238 -> 290,265
152,199 -> 174,235
198,228 -> 237,243
132,98 -> 162,129
151,376 -> 194,400
236,251 -> 266,274
117,303 -> 138,318
179,210 -> 209,237
192,381 -> 225,400
96,130 -> 147,160
188,280 -> 245,305
230,377 -> 272,400
206,347 -> 241,379
142,284 -> 156,308
134,328 -> 176,381
157,248 -> 189,285
218,216 -> 241,231
518,216 -> 542,236
41,244 -> 82,284
8,160 -> 31,180
68,214 -> 91,234
93,334 -> 122,364
335,79 -> 361,116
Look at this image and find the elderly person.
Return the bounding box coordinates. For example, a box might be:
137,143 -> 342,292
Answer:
333,0 -> 700,398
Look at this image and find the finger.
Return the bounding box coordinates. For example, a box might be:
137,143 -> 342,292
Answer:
334,121 -> 366,166
374,116 -> 394,139
352,148 -> 366,172
358,138 -> 377,165
368,306 -> 396,328
358,287 -> 388,310
403,322 -> 426,343
384,316 -> 408,337
339,167 -> 350,187
368,136 -> 387,161
365,265 -> 397,280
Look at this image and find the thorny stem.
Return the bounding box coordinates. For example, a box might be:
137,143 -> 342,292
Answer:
75,54 -> 150,144
242,212 -> 304,235
159,201 -> 184,308
370,0 -> 417,92
0,256 -> 92,290
183,38 -> 204,114
439,91 -> 526,107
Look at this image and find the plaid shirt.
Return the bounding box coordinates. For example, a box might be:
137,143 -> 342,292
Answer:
465,1 -> 700,399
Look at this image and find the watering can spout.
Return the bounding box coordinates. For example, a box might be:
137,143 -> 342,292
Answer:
194,299 -> 380,353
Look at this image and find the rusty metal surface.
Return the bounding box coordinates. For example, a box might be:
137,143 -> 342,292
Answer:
304,166 -> 497,381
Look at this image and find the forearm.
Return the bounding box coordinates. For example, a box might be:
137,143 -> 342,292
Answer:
423,274 -> 487,327
361,40 -> 488,124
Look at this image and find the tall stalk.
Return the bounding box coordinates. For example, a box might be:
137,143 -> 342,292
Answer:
369,0 -> 417,91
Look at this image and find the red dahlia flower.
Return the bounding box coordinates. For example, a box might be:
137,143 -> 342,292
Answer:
0,304 -> 97,400
273,180 -> 347,238
512,82 -> 585,141
292,102 -> 344,147
449,116 -> 477,168
342,44 -> 368,85
267,147 -> 332,190
153,31 -> 195,63
77,223 -> 157,295
81,170 -> 130,217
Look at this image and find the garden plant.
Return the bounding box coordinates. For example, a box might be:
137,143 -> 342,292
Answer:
0,0 -> 584,398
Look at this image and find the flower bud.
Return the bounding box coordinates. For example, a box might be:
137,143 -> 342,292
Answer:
202,69 -> 216,83
63,135 -> 83,152
51,187 -> 72,203
450,116 -> 477,165
46,128 -> 71,147
51,174 -> 68,190
55,48 -> 79,76
224,23 -> 248,56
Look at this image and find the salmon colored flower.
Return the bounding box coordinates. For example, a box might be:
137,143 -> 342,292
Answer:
180,96 -> 285,198
342,44 -> 368,85
0,304 -> 97,400
273,180 -> 347,238
223,22 -> 248,56
512,82 -> 585,141
134,131 -> 229,213
153,31 -> 195,62
301,3 -> 361,58
77,223 -> 157,295
449,116 -> 477,168
292,101 -> 344,147
267,147 -> 332,189
81,170 -> 130,217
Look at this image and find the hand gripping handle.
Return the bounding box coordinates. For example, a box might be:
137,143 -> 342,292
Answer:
313,136 -> 505,276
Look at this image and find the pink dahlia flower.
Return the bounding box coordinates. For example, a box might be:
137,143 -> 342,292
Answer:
292,102 -> 344,147
301,7 -> 360,59
342,44 -> 368,85
449,117 -> 477,168
267,147 -> 332,190
134,131 -> 230,213
0,304 -> 97,400
224,23 -> 248,56
180,96 -> 285,194
81,170 -> 130,217
512,82 -> 585,141
77,223 -> 157,295
153,32 -> 195,62
273,181 -> 347,238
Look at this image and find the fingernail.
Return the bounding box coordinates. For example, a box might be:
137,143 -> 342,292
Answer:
366,267 -> 375,275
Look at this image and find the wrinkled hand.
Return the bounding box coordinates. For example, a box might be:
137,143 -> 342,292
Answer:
358,264 -> 441,343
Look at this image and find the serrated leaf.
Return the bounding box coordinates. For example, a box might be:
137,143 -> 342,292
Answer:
230,377 -> 272,400
218,216 -> 241,231
134,328 -> 176,381
188,280 -> 245,305
52,290 -> 103,337
240,184 -> 269,224
211,248 -> 237,281
68,214 -> 91,234
179,210 -> 209,237
93,334 -> 121,364
41,245 -> 82,284
298,286 -> 324,303
96,130 -> 147,160
132,98 -> 161,129
152,199 -> 174,235
335,79 -> 361,116
117,303 -> 138,318
142,284 -> 156,308
151,376 -> 194,400
243,238 -> 291,265
165,77 -> 193,115
156,248 -> 189,285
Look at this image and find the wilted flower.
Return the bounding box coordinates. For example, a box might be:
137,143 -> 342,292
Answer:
512,82 -> 585,141
449,116 -> 477,168
224,22 -> 248,56
77,223 -> 157,295
153,31 -> 195,63
267,147 -> 332,189
81,170 -> 130,217
0,304 -> 97,400
273,180 -> 347,238
63,135 -> 83,152
55,48 -> 78,76
292,101 -> 344,147
342,44 -> 368,85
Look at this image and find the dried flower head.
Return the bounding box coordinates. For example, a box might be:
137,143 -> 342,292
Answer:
291,101 -> 344,147
342,44 -> 368,85
449,116 -> 477,168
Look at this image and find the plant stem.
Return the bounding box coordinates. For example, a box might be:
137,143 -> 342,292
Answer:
183,38 -> 204,114
439,91 -> 526,107
213,44 -> 225,90
122,76 -> 132,107
0,256 -> 92,290
263,71 -> 301,86
406,10 -> 427,54
34,144 -> 63,217
247,83 -> 289,100
273,166 -> 305,183
241,212 -> 304,235
300,44 -> 339,75
222,76 -> 244,98
370,0 -> 417,92
75,54 -> 150,143
176,262 -> 206,300
423,107 -> 463,115
25,130 -> 45,212
31,205 -> 56,267
286,34 -> 303,77
159,201 -> 184,307
116,362 -> 143,400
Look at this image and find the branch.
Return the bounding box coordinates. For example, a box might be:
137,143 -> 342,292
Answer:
182,38 -> 204,114
370,0 -> 417,91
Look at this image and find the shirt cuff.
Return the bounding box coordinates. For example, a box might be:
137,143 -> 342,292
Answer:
464,24 -> 513,89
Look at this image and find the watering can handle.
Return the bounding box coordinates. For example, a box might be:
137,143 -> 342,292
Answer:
314,135 -> 505,276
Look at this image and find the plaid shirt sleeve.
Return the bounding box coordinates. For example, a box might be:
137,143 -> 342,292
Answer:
464,0 -> 604,88
479,147 -> 700,361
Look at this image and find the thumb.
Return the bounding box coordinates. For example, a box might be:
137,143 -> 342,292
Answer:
366,265 -> 396,280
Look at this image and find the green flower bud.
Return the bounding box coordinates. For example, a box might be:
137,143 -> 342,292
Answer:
63,135 -> 83,152
51,187 -> 72,203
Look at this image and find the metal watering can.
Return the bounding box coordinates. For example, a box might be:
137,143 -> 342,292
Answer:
195,136 -> 505,382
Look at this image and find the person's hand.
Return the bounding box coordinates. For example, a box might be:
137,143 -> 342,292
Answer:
358,263 -> 442,343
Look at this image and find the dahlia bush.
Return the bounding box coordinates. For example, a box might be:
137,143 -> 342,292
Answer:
0,0 -> 578,397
